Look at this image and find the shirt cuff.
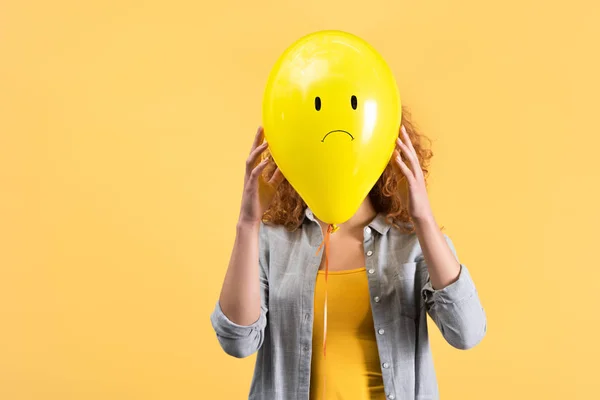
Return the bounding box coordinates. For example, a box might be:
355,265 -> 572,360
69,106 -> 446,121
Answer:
421,264 -> 476,305
210,301 -> 267,339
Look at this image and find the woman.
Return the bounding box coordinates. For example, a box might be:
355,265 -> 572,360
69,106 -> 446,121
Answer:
210,109 -> 487,400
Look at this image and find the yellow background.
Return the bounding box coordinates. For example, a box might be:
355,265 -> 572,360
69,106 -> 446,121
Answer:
1,1 -> 599,399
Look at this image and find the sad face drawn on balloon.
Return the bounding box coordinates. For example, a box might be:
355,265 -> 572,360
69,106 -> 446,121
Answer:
263,31 -> 401,224
317,95 -> 357,142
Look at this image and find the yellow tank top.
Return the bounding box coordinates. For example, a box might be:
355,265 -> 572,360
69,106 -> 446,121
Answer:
310,267 -> 386,400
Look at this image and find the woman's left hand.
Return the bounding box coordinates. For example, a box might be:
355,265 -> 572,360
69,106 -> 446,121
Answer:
393,125 -> 435,223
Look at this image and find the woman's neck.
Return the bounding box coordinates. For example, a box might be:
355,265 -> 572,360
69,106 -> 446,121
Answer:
317,197 -> 377,233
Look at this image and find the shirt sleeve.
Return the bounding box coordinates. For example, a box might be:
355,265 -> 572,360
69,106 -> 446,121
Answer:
421,234 -> 487,350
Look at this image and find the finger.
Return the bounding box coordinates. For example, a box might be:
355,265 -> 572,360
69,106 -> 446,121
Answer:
397,137 -> 421,176
401,128 -> 426,180
391,149 -> 402,170
396,137 -> 414,161
401,125 -> 417,154
246,142 -> 269,175
394,137 -> 402,153
248,158 -> 269,185
268,167 -> 285,187
395,153 -> 415,183
250,126 -> 265,154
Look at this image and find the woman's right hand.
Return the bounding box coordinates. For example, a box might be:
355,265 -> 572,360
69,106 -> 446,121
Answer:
238,126 -> 284,226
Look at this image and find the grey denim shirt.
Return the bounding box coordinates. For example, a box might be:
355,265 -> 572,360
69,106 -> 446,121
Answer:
211,209 -> 487,400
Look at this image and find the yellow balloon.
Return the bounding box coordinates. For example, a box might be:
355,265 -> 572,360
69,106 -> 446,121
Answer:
262,30 -> 401,224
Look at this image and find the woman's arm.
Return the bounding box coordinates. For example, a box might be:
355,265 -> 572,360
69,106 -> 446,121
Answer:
210,127 -> 283,358
218,221 -> 263,326
395,126 -> 486,349
415,218 -> 487,350
211,221 -> 270,358
413,216 -> 460,290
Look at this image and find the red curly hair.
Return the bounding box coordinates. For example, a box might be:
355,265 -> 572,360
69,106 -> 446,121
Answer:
261,107 -> 433,233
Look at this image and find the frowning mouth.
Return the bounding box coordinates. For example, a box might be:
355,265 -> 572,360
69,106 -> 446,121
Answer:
321,130 -> 354,142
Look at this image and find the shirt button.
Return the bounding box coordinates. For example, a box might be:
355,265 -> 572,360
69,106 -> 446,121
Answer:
366,250 -> 373,256
374,296 -> 380,303
378,328 -> 385,335
364,227 -> 371,235
368,268 -> 375,274
382,362 -> 390,369
388,395 -> 395,400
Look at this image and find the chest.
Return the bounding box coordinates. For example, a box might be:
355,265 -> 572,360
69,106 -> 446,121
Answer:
265,223 -> 427,320
318,230 -> 366,271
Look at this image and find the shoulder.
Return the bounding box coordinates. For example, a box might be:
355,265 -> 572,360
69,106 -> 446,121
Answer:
382,222 -> 418,246
259,220 -> 306,247
380,223 -> 458,260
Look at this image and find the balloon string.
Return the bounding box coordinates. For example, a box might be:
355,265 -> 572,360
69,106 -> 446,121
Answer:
315,223 -> 337,399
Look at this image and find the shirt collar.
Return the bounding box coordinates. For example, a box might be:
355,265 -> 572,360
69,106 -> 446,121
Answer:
304,208 -> 392,235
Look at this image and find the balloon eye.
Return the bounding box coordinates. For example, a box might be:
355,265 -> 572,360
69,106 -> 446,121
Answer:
315,96 -> 321,111
351,95 -> 358,110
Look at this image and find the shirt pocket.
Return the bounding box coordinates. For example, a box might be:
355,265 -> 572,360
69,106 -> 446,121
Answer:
393,261 -> 419,319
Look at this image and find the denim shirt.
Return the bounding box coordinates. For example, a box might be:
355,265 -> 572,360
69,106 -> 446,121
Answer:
210,209 -> 487,400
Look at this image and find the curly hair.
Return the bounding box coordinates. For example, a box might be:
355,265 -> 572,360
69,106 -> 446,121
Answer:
261,107 -> 433,233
